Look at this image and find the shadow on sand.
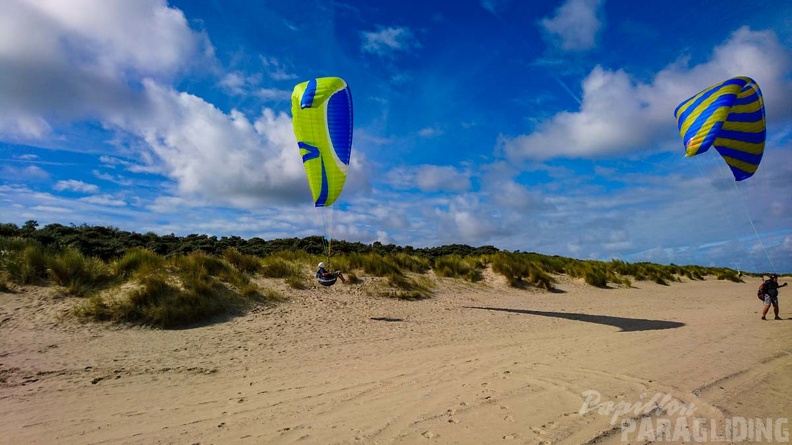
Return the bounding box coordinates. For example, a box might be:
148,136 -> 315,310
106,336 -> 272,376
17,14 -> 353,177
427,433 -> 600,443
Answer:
465,306 -> 684,332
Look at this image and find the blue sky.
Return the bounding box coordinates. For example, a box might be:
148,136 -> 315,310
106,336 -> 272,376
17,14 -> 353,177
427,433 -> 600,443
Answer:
1,0 -> 791,273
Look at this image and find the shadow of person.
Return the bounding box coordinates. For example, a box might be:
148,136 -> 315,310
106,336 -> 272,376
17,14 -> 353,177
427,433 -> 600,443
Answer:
465,306 -> 684,332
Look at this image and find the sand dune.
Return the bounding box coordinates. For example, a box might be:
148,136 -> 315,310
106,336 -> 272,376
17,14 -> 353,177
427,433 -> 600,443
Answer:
1,272 -> 790,444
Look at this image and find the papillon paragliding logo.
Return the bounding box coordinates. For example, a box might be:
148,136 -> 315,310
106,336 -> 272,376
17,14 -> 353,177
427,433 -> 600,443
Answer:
291,77 -> 353,267
674,76 -> 766,181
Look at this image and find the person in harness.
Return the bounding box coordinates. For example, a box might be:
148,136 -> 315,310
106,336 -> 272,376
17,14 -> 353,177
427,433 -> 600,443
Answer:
317,262 -> 347,286
760,274 -> 787,320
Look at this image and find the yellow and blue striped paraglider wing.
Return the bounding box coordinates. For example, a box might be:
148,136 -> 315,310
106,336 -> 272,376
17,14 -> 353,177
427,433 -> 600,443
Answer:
674,76 -> 765,181
291,77 -> 353,207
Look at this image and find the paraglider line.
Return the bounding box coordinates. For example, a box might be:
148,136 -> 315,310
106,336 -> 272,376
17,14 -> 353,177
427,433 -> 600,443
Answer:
729,178 -> 775,273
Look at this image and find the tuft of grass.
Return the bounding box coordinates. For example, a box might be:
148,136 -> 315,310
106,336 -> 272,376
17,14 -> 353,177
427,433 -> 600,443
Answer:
345,271 -> 362,284
345,253 -> 392,277
490,252 -> 555,290
383,274 -> 434,300
78,251 -> 278,328
171,251 -> 230,277
714,268 -> 742,282
113,248 -> 164,279
285,274 -> 308,289
390,253 -> 431,274
581,267 -> 604,287
48,248 -> 112,296
1,242 -> 50,284
0,271 -> 11,292
222,248 -> 261,274
260,257 -> 301,279
261,288 -> 287,302
433,255 -> 484,282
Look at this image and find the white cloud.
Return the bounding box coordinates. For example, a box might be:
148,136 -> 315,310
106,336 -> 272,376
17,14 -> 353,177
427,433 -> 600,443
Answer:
92,170 -> 133,186
418,127 -> 443,138
0,0 -> 211,140
479,0 -> 512,17
1,165 -> 49,181
30,205 -> 72,214
54,179 -> 100,193
79,194 -> 127,207
0,0 -> 344,209
504,27 -> 792,161
219,72 -> 262,95
540,0 -> 603,51
105,80 -> 313,207
260,57 -> 297,81
361,26 -> 417,56
256,88 -> 292,102
386,165 -> 471,193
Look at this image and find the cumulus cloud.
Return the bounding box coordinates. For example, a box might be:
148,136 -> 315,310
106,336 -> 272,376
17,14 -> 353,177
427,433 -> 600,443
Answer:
504,27 -> 792,161
0,0 -> 347,209
540,0 -> 604,51
0,0 -> 212,140
106,80 -> 308,207
54,180 -> 100,193
361,26 -> 417,56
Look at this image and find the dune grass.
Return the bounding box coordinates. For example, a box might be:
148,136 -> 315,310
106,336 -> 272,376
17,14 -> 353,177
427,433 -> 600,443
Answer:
0,238 -> 50,285
0,234 -> 758,327
113,248 -> 165,279
489,252 -> 555,290
433,255 -> 484,282
221,248 -> 261,274
48,248 -> 114,296
77,251 -> 281,328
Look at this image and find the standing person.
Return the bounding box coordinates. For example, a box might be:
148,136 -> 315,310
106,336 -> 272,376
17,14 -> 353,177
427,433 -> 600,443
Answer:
316,262 -> 347,285
761,274 -> 787,320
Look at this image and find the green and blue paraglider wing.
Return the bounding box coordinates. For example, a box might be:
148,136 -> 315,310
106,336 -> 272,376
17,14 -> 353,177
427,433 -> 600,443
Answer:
291,77 -> 353,206
674,76 -> 765,181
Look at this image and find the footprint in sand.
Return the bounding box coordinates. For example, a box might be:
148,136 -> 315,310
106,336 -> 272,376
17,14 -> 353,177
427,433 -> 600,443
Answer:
530,427 -> 548,436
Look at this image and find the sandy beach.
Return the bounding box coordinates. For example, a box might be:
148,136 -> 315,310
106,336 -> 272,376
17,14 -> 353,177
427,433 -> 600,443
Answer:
2,272 -> 791,445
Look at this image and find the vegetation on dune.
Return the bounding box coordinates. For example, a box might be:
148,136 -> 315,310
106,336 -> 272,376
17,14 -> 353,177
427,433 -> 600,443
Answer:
0,221 -> 769,328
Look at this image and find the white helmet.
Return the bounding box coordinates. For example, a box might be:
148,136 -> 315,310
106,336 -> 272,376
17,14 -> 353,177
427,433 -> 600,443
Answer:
318,262 -> 325,269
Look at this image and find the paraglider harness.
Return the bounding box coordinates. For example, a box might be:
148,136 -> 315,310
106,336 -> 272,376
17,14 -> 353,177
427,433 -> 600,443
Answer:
757,280 -> 768,301
317,267 -> 338,286
758,276 -> 780,302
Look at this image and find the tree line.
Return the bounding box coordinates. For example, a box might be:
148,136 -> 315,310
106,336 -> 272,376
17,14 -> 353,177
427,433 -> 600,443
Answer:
0,221 -> 500,262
